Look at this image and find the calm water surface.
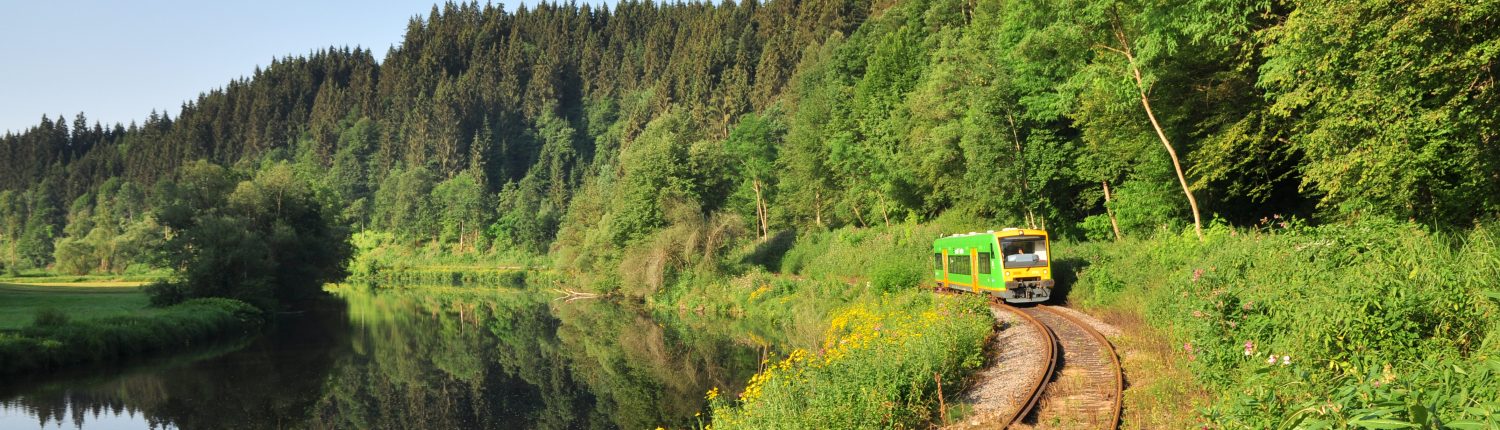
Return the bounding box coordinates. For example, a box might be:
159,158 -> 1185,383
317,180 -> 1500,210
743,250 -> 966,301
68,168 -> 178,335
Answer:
0,284 -> 764,429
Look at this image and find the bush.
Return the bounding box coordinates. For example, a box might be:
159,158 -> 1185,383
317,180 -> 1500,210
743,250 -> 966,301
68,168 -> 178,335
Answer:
870,260 -> 923,293
31,308 -> 69,327
145,280 -> 187,307
150,161 -> 351,310
1063,220 -> 1500,428
708,292 -> 992,429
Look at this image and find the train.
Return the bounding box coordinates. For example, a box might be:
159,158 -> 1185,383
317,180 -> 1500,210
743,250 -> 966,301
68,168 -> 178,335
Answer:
931,228 -> 1053,303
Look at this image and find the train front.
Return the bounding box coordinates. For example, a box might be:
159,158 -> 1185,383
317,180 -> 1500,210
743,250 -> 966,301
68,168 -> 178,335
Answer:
997,229 -> 1053,303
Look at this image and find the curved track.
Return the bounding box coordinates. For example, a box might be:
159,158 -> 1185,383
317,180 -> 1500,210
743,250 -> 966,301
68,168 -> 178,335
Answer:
991,303 -> 1122,429
993,302 -> 1057,428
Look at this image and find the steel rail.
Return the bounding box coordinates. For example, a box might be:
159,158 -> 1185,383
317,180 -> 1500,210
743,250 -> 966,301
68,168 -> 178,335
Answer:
993,301 -> 1057,429
1037,305 -> 1123,430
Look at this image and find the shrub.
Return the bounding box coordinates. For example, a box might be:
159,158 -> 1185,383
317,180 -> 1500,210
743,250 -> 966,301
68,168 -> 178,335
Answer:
150,161 -> 351,310
31,308 -> 69,327
870,260 -> 923,293
708,292 -> 992,429
1063,220 -> 1500,428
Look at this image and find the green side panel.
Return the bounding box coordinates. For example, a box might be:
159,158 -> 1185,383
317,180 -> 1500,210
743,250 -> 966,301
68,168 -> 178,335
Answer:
931,234 -> 998,288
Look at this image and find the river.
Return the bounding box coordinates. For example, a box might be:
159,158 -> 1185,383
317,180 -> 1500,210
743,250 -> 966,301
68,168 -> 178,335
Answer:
0,284 -> 766,429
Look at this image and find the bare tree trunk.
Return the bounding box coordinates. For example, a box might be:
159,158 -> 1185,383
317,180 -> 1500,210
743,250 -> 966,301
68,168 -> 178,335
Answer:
1112,22 -> 1204,241
814,189 -> 824,227
458,220 -> 466,249
723,113 -> 733,140
759,192 -> 770,240
761,199 -> 770,238
1103,180 -> 1123,241
752,180 -> 769,240
1006,111 -> 1039,229
879,196 -> 891,228
851,199 -> 868,228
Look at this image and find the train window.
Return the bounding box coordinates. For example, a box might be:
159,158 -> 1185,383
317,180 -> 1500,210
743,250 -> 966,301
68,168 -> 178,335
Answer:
946,254 -> 971,276
978,252 -> 992,274
933,253 -> 943,270
1001,237 -> 1049,268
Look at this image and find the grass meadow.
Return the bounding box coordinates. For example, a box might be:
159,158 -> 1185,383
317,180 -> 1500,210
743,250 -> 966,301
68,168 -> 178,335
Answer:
0,282 -> 152,330
0,281 -> 263,375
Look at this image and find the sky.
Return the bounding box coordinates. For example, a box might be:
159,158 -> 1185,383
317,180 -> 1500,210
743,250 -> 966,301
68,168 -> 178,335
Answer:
0,0 -> 568,135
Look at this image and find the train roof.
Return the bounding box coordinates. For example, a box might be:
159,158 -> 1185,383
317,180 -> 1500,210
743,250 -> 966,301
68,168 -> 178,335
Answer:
995,228 -> 1048,237
933,228 -> 1049,246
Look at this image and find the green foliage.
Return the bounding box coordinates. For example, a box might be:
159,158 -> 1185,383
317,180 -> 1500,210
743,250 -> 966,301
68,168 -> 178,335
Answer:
30,307 -> 68,327
2,2 -> 1500,426
372,165 -> 437,241
5,0 -> 1500,296
150,161 -> 351,310
50,179 -> 162,275
870,262 -> 924,294
1260,0 -> 1500,224
432,169 -> 490,250
1063,221 -> 1500,427
0,298 -> 263,375
708,292 -> 992,429
609,112 -> 702,246
779,216 -> 990,282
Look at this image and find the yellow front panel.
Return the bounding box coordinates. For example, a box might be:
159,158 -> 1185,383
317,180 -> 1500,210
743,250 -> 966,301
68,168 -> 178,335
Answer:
1002,265 -> 1051,282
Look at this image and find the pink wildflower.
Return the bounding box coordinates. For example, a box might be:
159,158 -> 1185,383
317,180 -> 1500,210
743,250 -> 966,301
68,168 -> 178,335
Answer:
1243,340 -> 1255,356
1281,355 -> 1291,366
1192,268 -> 1205,282
1266,354 -> 1276,365
1184,343 -> 1193,353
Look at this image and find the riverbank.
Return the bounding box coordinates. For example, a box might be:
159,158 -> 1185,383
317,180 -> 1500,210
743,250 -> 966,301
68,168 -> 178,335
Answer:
342,218 -> 1500,428
0,282 -> 264,375
0,268 -> 171,286
645,221 -> 1002,428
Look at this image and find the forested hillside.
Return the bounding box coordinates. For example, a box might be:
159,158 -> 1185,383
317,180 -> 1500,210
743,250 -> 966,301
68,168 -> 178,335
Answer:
2,0 -> 1497,285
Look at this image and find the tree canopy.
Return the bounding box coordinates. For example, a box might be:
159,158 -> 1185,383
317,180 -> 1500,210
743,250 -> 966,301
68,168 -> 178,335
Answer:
1,0 -> 1496,284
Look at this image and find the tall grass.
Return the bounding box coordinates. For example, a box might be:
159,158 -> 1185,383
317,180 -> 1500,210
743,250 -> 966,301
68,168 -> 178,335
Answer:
707,292 -> 992,429
1063,219 -> 1500,428
0,298 -> 264,374
649,218 -> 998,429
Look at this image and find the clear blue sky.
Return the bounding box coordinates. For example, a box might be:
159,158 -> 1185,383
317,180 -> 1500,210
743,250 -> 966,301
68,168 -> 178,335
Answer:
0,0 -> 568,135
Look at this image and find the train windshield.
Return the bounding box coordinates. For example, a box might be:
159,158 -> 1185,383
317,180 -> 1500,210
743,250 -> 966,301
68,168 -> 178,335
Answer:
1000,236 -> 1048,268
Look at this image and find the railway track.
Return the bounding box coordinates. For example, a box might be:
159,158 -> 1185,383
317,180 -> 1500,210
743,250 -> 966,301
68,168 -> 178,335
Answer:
993,302 -> 1122,429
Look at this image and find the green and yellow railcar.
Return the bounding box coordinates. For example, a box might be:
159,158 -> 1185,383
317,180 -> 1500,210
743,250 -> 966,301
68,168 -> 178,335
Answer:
931,228 -> 1053,303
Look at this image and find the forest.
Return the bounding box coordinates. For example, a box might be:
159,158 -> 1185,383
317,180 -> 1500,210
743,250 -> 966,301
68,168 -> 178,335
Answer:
1,0 -> 1498,427
2,0 -> 1494,282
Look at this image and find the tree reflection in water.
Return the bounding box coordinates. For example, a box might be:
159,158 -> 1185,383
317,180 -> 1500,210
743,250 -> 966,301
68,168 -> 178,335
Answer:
1,285 -> 766,430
